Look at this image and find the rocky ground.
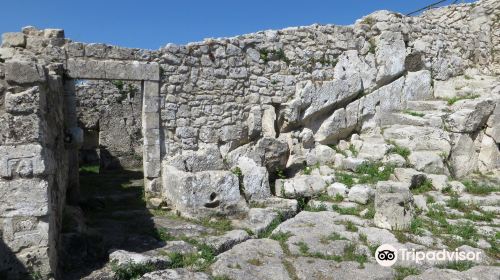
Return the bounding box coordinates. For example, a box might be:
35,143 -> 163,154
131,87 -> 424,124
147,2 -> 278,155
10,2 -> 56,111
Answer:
63,75 -> 499,280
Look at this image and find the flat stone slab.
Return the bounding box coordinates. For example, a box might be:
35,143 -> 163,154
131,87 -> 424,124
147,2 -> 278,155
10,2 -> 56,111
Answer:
290,258 -> 395,280
210,239 -> 291,280
140,269 -> 211,280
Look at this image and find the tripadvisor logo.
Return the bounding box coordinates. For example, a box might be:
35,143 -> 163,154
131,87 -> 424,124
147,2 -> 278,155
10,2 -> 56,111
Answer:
375,244 -> 482,267
375,244 -> 397,267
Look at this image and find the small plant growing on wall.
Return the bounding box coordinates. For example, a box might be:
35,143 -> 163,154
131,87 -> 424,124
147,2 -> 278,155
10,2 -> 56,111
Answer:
112,80 -> 124,92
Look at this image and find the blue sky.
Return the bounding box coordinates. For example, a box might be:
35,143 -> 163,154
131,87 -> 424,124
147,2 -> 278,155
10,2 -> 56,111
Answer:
1,0 -> 474,50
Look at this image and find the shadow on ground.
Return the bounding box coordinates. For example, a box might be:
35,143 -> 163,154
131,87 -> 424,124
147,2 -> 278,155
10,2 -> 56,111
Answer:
61,166 -> 162,279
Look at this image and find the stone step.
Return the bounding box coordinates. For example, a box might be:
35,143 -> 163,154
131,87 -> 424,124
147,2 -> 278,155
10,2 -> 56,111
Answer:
406,100 -> 449,111
379,112 -> 429,127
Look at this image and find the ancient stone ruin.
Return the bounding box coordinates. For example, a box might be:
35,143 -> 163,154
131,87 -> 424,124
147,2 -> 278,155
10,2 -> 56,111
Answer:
0,0 -> 499,279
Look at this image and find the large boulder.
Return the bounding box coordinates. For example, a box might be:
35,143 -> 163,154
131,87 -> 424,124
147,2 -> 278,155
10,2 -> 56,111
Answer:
254,137 -> 290,172
334,50 -> 377,93
162,164 -> 241,217
408,151 -> 446,174
237,156 -> 271,200
477,133 -> 500,172
374,181 -> 415,230
375,31 -> 406,85
402,70 -> 433,101
166,144 -> 225,172
314,108 -> 353,144
299,74 -> 362,122
449,133 -> 478,178
445,99 -> 495,133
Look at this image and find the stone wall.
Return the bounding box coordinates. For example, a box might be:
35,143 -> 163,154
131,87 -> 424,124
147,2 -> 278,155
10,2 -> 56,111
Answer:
155,0 -> 499,216
0,46 -> 69,278
0,0 -> 498,277
75,79 -> 143,170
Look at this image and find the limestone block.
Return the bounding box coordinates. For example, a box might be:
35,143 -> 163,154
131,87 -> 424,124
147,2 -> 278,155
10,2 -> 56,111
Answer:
237,156 -> 271,200
162,165 -> 241,215
0,144 -> 47,178
1,217 -> 48,253
142,112 -> 160,130
402,70 -> 432,101
5,60 -> 46,84
0,178 -> 49,217
486,102 -> 500,143
66,59 -> 105,79
5,86 -> 42,114
449,133 -> 478,178
327,182 -> 348,198
347,184 -> 374,204
254,137 -> 289,171
334,50 -> 377,92
300,74 -> 362,121
375,31 -> 406,85
43,29 -> 64,38
392,168 -> 427,189
314,108 -> 348,144
374,181 -> 414,230
408,151 -> 446,174
247,106 -> 262,140
105,61 -> 160,81
261,105 -> 277,138
0,114 -> 43,145
143,96 -> 160,113
445,99 -> 495,133
109,250 -> 170,268
276,175 -> 327,198
64,42 -> 85,57
1,32 -> 26,47
84,43 -> 108,58
144,160 -> 161,178
478,133 -> 500,172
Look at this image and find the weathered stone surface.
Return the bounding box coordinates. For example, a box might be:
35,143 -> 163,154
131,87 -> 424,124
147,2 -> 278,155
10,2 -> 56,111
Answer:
109,250 -> 170,267
167,144 -> 225,172
203,230 -> 250,254
348,185 -> 374,205
445,99 -> 495,133
162,165 -> 241,216
237,156 -> 271,200
5,60 -> 46,84
334,50 -> 377,92
315,108 -> 352,144
300,74 -> 362,121
327,182 -> 349,198
0,144 -> 48,178
211,239 -> 290,280
374,181 -> 414,230
375,31 -> 406,84
276,175 -> 327,198
231,208 -> 279,235
449,133 -> 477,178
408,151 -> 446,174
392,168 -> 427,189
289,258 -> 395,280
1,32 -> 26,47
403,70 -> 433,101
404,266 -> 500,280
0,179 -> 49,217
383,125 -> 451,154
140,269 -> 211,280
